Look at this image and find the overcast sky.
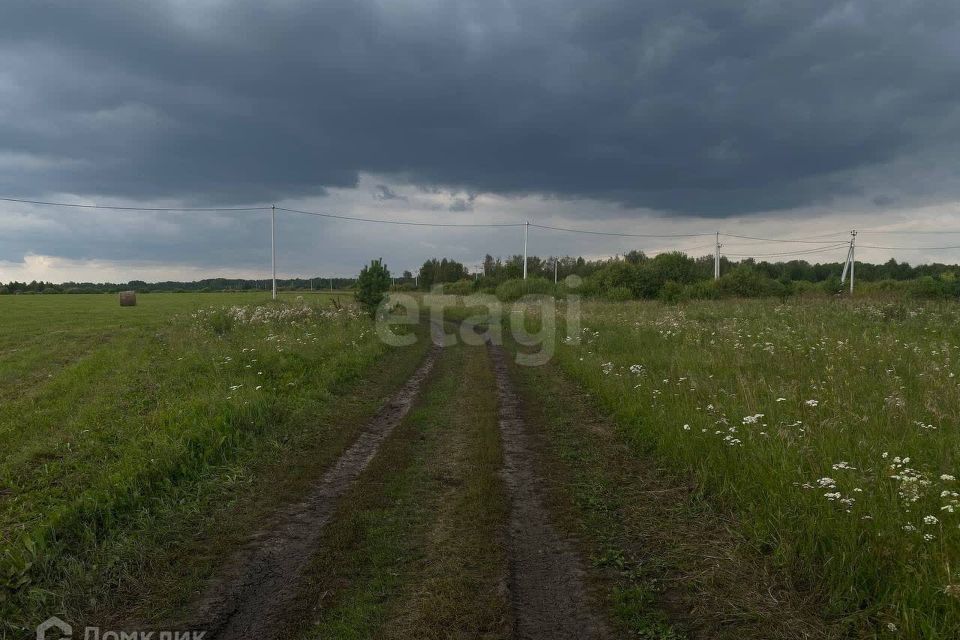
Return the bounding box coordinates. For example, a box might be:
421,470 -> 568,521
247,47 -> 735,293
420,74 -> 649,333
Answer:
3,0 -> 960,283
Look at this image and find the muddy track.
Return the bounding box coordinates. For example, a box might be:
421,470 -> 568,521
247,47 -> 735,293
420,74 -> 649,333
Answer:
487,344 -> 611,640
178,330 -> 443,640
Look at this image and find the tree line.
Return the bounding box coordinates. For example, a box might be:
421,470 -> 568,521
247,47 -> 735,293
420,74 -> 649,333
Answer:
395,252 -> 960,300
0,277 -> 357,295
5,252 -> 960,299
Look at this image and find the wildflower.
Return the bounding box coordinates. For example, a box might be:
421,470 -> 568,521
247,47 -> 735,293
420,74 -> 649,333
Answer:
903,524 -> 917,532
924,533 -> 936,542
776,397 -> 786,402
682,424 -> 691,431
832,461 -> 856,471
924,515 -> 939,525
817,477 -> 837,488
255,385 -> 263,391
804,399 -> 819,407
941,474 -> 956,481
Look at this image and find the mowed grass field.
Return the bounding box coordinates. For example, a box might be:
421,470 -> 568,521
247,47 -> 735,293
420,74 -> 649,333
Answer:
549,298 -> 960,637
0,292 -> 395,630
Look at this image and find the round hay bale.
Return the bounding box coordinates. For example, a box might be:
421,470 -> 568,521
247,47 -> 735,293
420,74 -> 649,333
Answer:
119,291 -> 137,307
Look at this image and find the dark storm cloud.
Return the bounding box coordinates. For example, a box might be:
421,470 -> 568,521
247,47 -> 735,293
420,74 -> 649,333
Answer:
372,184 -> 405,201
2,0 -> 960,215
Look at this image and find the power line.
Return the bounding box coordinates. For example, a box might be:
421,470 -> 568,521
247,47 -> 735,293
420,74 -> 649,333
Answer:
529,222 -> 713,238
276,206 -> 523,227
8,195 -> 960,251
720,239 -> 847,251
858,228 -> 960,234
857,243 -> 960,250
721,232 -> 852,245
670,242 -> 717,252
0,196 -> 268,212
724,243 -> 850,258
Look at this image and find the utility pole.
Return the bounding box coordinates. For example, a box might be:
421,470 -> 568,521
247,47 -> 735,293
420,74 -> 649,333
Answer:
329,277 -> 333,292
271,205 -> 277,300
850,230 -> 856,294
554,257 -> 558,284
523,221 -> 529,280
840,229 -> 857,293
714,232 -> 721,280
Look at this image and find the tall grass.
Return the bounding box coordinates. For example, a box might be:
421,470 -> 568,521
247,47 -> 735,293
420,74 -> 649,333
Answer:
0,294 -> 383,629
552,298 -> 960,638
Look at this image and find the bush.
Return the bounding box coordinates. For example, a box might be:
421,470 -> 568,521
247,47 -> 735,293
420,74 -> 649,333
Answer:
907,276 -> 960,299
717,266 -> 787,298
356,258 -> 392,318
207,309 -> 234,336
633,263 -> 664,298
605,286 -> 633,301
791,280 -> 820,297
595,261 -> 640,296
682,280 -> 720,300
495,277 -> 554,302
443,279 -> 476,296
576,275 -> 602,298
818,276 -> 842,294
658,280 -> 685,303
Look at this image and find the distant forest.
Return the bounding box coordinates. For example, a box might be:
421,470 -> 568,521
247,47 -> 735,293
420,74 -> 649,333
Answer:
3,252 -> 960,299
0,277 -> 357,295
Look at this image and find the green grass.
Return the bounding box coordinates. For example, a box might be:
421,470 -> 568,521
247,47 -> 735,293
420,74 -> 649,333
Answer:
509,337 -> 842,639
0,292 -> 388,632
547,297 -> 960,638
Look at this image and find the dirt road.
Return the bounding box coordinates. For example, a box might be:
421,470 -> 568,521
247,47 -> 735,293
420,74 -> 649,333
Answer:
145,332 -> 834,640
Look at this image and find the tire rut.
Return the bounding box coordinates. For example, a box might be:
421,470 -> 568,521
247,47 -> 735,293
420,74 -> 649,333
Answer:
179,331 -> 444,640
487,343 -> 612,640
